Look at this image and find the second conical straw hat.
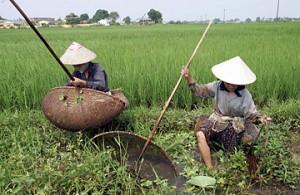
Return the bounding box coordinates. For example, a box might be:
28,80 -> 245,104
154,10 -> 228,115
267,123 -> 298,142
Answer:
211,56 -> 256,85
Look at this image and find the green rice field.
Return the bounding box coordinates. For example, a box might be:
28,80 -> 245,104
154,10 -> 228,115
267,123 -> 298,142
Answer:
0,22 -> 299,110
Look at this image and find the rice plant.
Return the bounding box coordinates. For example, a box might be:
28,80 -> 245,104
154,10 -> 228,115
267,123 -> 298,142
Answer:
0,23 -> 299,110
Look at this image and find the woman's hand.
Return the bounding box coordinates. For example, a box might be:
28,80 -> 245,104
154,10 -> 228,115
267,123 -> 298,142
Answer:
181,66 -> 190,78
259,115 -> 272,125
181,66 -> 194,84
70,77 -> 87,87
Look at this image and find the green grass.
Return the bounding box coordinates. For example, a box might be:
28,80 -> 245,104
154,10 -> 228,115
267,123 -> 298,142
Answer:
1,100 -> 299,194
0,111 -> 136,194
0,23 -> 299,110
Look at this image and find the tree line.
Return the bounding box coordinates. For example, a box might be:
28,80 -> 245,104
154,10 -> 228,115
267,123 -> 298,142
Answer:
211,16 -> 300,24
65,9 -> 162,25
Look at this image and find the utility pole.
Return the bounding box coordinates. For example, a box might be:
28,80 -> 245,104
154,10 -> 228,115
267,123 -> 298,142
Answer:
141,13 -> 146,26
223,9 -> 226,23
276,0 -> 280,20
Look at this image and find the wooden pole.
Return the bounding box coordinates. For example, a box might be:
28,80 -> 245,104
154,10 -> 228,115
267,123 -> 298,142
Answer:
137,20 -> 213,162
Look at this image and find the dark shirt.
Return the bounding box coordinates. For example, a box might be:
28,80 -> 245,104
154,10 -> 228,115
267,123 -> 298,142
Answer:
66,62 -> 110,92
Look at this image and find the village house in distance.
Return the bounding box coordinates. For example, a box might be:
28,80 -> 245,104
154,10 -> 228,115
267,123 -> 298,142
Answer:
0,17 -> 57,29
0,16 -> 154,29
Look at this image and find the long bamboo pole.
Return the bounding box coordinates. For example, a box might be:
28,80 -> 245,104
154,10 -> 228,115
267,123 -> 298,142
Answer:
137,20 -> 213,162
9,0 -> 74,80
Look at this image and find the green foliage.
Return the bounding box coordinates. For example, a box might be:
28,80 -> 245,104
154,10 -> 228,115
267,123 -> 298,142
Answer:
187,176 -> 216,194
92,9 -> 109,22
0,111 -> 137,194
79,13 -> 89,22
213,18 -> 222,24
139,178 -> 175,194
246,18 -> 252,23
263,99 -> 300,131
65,13 -> 80,25
147,9 -> 163,23
0,105 -> 300,194
213,150 -> 250,193
111,106 -> 211,134
256,17 -> 261,22
255,123 -> 300,187
73,95 -> 84,104
187,176 -> 216,187
109,11 -> 119,23
123,16 -> 131,25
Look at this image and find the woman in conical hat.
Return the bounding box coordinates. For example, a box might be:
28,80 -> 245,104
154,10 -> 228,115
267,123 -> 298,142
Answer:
181,56 -> 270,169
61,42 -> 110,92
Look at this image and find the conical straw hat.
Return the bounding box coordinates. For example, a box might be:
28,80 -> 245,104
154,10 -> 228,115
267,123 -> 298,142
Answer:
211,56 -> 256,85
60,42 -> 96,65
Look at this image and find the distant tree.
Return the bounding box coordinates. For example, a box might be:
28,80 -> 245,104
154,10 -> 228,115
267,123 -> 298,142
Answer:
147,9 -> 162,23
92,9 -> 109,22
109,11 -> 119,24
234,18 -> 240,22
274,17 -> 280,22
80,13 -> 89,22
282,17 -> 292,22
256,17 -> 261,22
56,17 -> 64,25
245,18 -> 252,23
213,18 -> 222,24
65,13 -> 80,25
123,16 -> 131,25
0,16 -> 6,20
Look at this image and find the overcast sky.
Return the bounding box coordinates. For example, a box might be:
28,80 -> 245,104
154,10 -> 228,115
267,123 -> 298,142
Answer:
1,0 -> 299,21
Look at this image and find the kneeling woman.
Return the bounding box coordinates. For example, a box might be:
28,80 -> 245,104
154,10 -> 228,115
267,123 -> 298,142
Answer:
181,56 -> 270,169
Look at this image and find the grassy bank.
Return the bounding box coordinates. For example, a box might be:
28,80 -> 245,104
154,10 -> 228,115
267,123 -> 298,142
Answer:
1,100 -> 299,194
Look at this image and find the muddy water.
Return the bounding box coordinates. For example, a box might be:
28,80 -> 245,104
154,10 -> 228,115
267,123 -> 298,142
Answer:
93,131 -> 178,181
92,131 -> 191,194
126,147 -> 177,181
